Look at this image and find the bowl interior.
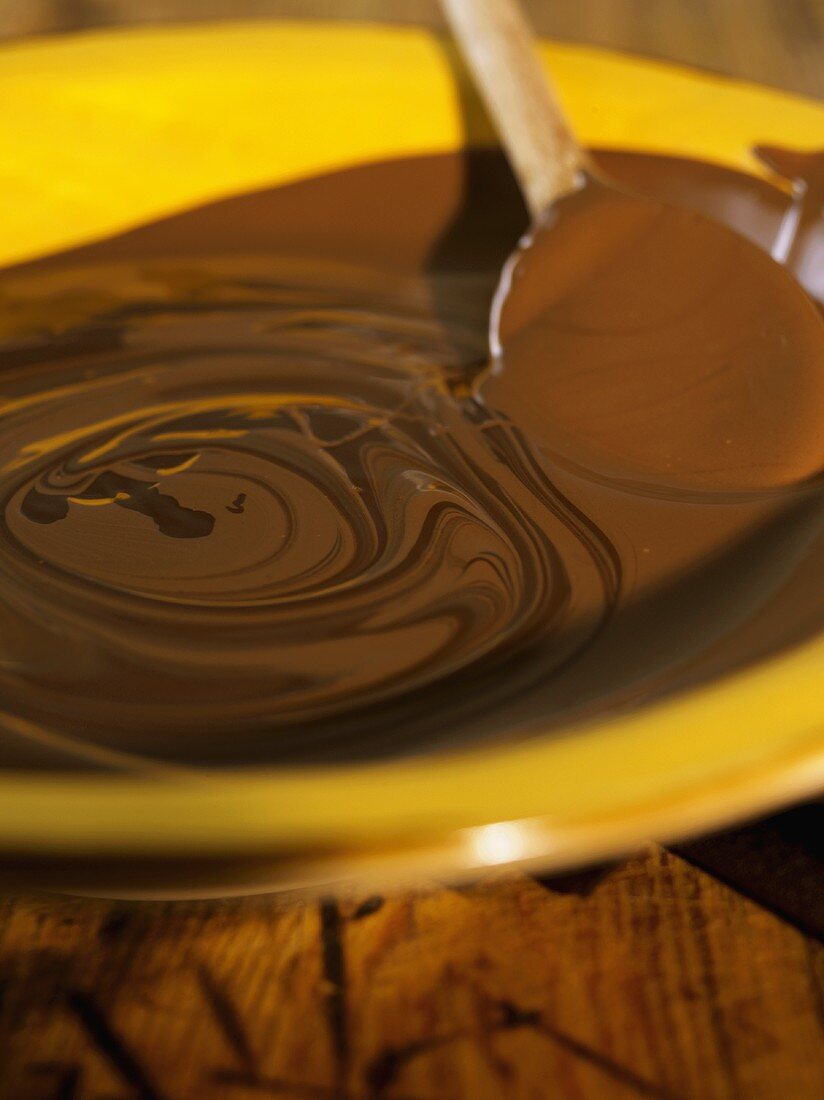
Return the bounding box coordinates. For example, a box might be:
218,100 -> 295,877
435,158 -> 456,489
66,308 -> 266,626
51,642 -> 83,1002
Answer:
0,22 -> 822,876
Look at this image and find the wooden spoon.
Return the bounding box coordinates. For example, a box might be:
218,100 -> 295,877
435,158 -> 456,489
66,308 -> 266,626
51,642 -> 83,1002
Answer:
441,0 -> 824,494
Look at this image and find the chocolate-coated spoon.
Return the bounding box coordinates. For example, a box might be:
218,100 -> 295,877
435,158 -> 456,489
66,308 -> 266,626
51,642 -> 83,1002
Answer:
441,0 -> 824,493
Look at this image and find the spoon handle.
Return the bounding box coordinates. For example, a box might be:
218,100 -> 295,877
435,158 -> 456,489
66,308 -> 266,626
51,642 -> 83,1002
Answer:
440,0 -> 585,218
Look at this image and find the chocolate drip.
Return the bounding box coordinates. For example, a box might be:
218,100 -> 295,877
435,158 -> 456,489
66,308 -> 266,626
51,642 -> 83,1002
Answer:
0,146 -> 820,769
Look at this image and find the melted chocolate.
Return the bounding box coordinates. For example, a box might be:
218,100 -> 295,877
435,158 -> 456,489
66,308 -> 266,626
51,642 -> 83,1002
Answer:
489,173 -> 824,493
0,146 -> 821,769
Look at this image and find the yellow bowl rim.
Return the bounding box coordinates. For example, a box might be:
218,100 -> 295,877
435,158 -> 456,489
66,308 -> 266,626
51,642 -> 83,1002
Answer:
0,20 -> 821,865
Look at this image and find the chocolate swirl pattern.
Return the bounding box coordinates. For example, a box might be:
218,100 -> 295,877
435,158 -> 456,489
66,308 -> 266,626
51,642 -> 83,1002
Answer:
0,257 -> 615,765
0,148 -> 821,769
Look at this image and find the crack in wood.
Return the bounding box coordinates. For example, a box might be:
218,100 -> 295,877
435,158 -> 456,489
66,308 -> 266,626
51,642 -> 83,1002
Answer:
66,988 -> 166,1100
365,999 -> 682,1099
196,962 -> 258,1074
534,1014 -> 684,1099
366,1035 -> 456,1095
352,897 -> 384,921
319,897 -> 348,1084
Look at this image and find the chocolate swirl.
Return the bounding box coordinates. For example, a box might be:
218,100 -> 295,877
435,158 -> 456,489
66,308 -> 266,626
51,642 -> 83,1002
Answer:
0,256 -> 616,764
0,147 -> 821,768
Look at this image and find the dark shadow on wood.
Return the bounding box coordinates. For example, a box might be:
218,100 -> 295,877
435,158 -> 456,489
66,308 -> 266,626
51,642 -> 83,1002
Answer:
677,802 -> 824,940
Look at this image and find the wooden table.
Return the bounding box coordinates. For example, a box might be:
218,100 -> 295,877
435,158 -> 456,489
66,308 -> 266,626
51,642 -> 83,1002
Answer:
2,826 -> 824,1099
1,3 -> 823,1098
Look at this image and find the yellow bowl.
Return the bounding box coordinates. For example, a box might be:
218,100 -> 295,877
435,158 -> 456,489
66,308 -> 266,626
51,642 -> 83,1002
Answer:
0,21 -> 823,894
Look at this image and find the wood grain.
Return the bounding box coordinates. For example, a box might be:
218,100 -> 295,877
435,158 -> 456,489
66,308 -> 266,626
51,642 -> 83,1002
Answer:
2,846 -> 824,1099
0,3 -> 822,1098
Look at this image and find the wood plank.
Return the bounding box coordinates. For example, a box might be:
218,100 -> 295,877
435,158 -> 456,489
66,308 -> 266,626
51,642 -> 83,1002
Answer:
2,847 -> 824,1099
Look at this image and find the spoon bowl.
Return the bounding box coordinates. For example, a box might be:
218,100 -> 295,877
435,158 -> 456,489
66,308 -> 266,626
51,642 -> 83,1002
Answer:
485,172 -> 824,493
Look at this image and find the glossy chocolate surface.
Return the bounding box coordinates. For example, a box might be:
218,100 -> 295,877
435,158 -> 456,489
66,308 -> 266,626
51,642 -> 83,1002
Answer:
0,146 -> 821,769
